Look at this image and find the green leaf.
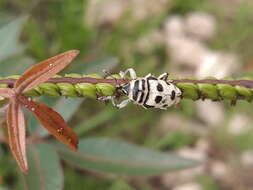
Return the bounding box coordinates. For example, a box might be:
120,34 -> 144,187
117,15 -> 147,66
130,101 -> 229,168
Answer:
75,107 -> 118,135
0,56 -> 35,75
18,143 -> 63,190
0,187 -> 9,190
0,16 -> 27,62
57,138 -> 200,176
53,98 -> 82,121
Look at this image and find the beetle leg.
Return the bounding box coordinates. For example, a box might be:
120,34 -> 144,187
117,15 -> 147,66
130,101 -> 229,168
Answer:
97,96 -> 131,109
119,68 -> 137,79
158,72 -> 169,81
115,99 -> 131,109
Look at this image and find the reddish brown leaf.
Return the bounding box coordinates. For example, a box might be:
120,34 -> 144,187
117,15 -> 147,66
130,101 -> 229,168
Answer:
18,95 -> 78,150
15,50 -> 80,94
7,99 -> 28,173
0,88 -> 15,98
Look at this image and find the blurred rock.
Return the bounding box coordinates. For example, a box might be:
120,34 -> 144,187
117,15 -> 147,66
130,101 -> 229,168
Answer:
129,0 -> 169,21
164,11 -> 241,80
164,15 -> 209,67
172,183 -> 203,190
159,113 -> 186,132
164,13 -> 216,69
195,52 -> 239,78
228,114 -> 251,135
185,12 -> 216,41
210,161 -> 228,178
195,138 -> 210,153
167,36 -> 209,67
85,0 -> 171,28
178,140 -> 208,161
164,16 -> 185,38
196,100 -> 224,126
241,150 -> 253,166
162,167 -> 204,188
161,140 -> 208,188
85,0 -> 126,26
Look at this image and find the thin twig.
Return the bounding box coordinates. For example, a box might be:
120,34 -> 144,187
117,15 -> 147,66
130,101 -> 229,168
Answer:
1,78 -> 253,88
172,79 -> 253,88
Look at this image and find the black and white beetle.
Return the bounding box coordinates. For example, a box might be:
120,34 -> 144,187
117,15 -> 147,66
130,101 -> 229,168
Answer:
102,68 -> 182,109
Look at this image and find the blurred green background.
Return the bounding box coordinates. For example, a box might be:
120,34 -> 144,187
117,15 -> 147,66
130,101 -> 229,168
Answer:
1,0 -> 253,189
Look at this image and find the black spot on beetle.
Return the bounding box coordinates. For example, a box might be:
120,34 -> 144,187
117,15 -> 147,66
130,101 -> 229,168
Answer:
147,76 -> 157,80
133,80 -> 139,101
155,96 -> 163,103
157,83 -> 163,92
141,79 -> 145,91
171,90 -> 175,100
143,104 -> 154,108
138,92 -> 145,103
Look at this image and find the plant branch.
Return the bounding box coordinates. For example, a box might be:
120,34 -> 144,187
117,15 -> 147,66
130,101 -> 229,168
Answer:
173,79 -> 253,88
1,75 -> 253,102
0,77 -> 129,87
1,77 -> 253,88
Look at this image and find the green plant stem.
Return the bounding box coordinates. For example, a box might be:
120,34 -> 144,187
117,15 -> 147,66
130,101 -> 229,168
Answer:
0,74 -> 253,103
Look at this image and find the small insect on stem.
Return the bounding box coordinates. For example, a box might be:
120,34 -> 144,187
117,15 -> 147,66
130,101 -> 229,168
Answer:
104,68 -> 182,109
